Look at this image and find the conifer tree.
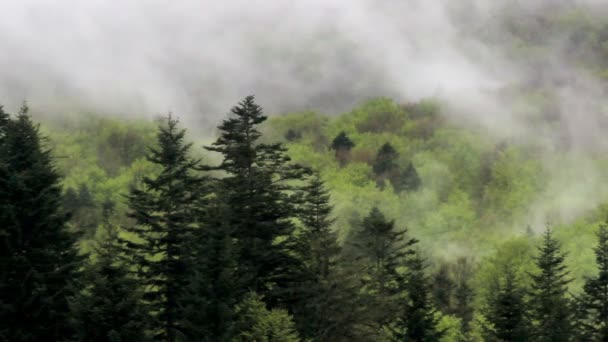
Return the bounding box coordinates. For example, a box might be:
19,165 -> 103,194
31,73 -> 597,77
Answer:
0,106 -> 83,341
529,229 -> 573,342
330,131 -> 355,166
483,267 -> 530,342
373,143 -> 399,176
392,252 -> 444,342
180,199 -> 240,341
346,207 -> 418,332
579,224 -> 608,340
121,115 -> 204,341
204,96 -> 310,302
70,226 -> 147,341
401,161 -> 421,191
292,175 -> 361,341
432,263 -> 455,314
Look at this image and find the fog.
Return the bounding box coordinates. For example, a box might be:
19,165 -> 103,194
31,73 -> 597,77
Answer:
0,1 -> 514,120
2,0 -> 608,230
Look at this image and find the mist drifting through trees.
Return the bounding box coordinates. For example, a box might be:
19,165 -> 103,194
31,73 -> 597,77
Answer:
4,0 -> 608,341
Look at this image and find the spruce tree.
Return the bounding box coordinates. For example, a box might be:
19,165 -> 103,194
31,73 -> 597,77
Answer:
483,267 -> 529,342
121,115 -> 204,341
373,143 -> 399,176
330,131 -> 355,166
392,252 -> 444,342
432,263 -> 455,314
292,175 -> 361,341
346,207 -> 418,332
204,96 -> 310,303
529,229 -> 573,342
579,224 -> 608,340
180,199 -> 240,341
401,161 -> 421,191
70,226 -> 147,341
0,106 -> 83,341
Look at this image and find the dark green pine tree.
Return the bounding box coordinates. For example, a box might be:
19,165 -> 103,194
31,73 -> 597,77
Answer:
179,198 -> 240,341
401,161 -> 421,191
292,175 -> 362,341
346,207 -> 418,333
70,226 -> 148,341
392,252 -> 444,342
432,263 -> 455,314
578,224 -> 608,340
483,267 -> 530,342
529,229 -> 573,342
330,131 -> 355,166
0,105 -> 83,341
121,115 -> 205,341
373,143 -> 399,176
204,96 -> 310,303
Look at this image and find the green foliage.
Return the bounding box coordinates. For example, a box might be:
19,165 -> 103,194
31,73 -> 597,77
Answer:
0,105 -> 83,341
578,224 -> 608,340
70,226 -> 148,342
392,252 -> 445,342
120,115 -> 205,341
204,95 -> 311,303
233,292 -> 300,342
345,207 -> 418,336
529,229 -> 573,342
482,267 -> 530,342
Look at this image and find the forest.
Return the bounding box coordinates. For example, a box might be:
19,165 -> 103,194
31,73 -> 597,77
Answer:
5,0 -> 608,341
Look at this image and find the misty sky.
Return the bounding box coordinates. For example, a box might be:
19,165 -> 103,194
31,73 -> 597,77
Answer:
0,0 -> 508,119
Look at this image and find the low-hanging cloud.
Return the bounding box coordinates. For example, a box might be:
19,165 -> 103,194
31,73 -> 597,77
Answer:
2,0 -> 608,229
0,0 -> 512,122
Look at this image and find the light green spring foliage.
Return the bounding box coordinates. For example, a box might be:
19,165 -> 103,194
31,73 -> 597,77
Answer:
233,292 -> 300,342
36,97 -> 608,341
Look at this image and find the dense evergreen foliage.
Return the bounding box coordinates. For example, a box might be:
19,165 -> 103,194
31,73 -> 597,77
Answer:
120,115 -> 205,341
0,106 -> 83,341
7,90 -> 608,341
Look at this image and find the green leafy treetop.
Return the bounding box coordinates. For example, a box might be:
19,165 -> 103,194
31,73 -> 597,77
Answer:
121,115 -> 205,341
0,105 -> 84,341
529,229 -> 573,342
233,292 -> 300,342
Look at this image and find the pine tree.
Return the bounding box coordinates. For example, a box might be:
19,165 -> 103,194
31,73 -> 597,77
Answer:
453,257 -> 475,333
529,229 -> 573,342
70,226 -> 147,341
204,96 -> 310,303
392,252 -> 444,342
121,115 -> 204,341
0,106 -> 83,341
401,161 -> 421,191
292,175 -> 361,341
180,199 -> 240,341
579,224 -> 608,340
346,207 -> 418,332
483,267 -> 530,342
432,263 -> 455,314
330,131 -> 355,166
373,143 -> 399,176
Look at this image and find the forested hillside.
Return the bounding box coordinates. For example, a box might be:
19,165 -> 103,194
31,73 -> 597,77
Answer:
5,0 -> 608,341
